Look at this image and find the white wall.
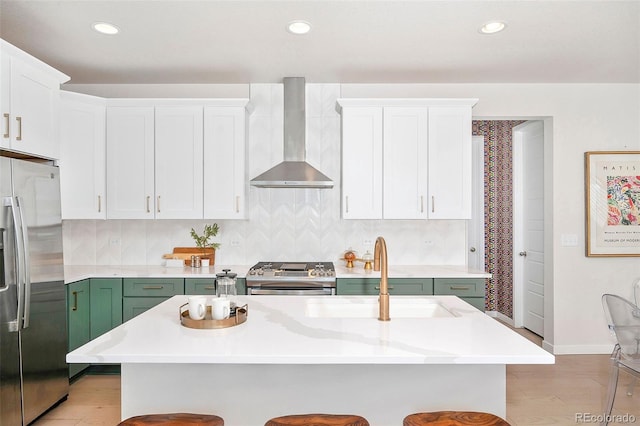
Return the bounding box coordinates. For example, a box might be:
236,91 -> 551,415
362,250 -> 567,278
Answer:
62,82 -> 640,354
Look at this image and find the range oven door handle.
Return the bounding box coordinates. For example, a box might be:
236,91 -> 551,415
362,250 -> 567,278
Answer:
248,288 -> 335,296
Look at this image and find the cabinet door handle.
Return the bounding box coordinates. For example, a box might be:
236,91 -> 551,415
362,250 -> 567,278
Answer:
146,196 -> 151,213
204,286 -> 215,290
235,196 -> 240,213
15,117 -> 22,141
71,290 -> 81,311
98,195 -> 102,213
157,196 -> 161,213
420,196 -> 424,213
450,286 -> 471,291
345,196 -> 349,214
142,285 -> 164,290
431,196 -> 435,213
3,113 -> 9,138
374,286 -> 394,290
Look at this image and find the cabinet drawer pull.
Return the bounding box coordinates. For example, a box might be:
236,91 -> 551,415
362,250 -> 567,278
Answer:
450,286 -> 471,291
346,196 -> 349,214
374,286 -> 394,290
420,195 -> 424,213
157,196 -> 161,213
16,116 -> 22,141
98,195 -> 102,213
204,286 -> 215,290
432,196 -> 435,213
146,196 -> 151,213
142,285 -> 164,290
72,290 -> 81,311
235,196 -> 240,213
3,113 -> 9,138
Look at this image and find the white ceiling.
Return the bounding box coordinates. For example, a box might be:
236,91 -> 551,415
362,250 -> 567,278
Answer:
1,0 -> 638,85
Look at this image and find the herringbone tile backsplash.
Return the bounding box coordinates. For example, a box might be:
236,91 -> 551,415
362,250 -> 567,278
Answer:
63,84 -> 466,266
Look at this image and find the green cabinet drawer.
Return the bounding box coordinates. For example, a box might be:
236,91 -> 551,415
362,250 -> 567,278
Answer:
337,278 -> 433,295
185,278 -> 217,295
123,278 -> 184,297
123,297 -> 171,321
434,278 -> 485,297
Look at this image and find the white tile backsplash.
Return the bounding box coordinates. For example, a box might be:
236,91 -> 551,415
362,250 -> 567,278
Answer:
62,83 -> 467,266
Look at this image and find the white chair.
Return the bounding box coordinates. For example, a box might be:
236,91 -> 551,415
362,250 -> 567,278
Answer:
601,294 -> 640,426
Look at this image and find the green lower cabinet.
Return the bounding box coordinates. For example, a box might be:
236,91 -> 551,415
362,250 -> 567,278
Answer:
122,278 -> 184,321
433,278 -> 486,311
337,278 -> 434,295
67,280 -> 91,377
67,278 -> 124,378
90,278 -> 123,339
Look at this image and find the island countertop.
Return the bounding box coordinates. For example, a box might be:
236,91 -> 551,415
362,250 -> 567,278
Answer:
67,295 -> 551,365
64,264 -> 490,283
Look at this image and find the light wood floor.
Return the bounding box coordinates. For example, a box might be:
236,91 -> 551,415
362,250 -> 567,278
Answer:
32,327 -> 640,426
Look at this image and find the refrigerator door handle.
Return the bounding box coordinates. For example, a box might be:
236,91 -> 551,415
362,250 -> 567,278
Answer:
4,196 -> 24,331
15,196 -> 31,329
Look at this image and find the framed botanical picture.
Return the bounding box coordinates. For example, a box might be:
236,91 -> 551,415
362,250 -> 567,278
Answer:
585,151 -> 640,257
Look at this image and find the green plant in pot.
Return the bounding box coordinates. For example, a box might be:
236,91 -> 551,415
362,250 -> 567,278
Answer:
189,223 -> 220,266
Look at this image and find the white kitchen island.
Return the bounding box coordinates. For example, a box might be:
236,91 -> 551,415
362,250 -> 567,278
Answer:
67,295 -> 553,425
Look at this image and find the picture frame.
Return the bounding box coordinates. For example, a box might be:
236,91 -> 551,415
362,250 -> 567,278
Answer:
585,151 -> 640,257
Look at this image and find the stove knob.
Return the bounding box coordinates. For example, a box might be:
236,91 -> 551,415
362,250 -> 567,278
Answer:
327,270 -> 334,276
257,268 -> 264,275
318,270 -> 326,276
249,269 -> 256,275
310,269 -> 317,277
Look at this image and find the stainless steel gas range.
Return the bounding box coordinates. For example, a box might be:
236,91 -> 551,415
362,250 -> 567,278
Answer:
245,262 -> 336,295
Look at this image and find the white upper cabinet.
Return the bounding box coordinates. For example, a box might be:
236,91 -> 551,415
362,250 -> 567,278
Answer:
155,106 -> 204,219
203,105 -> 247,219
104,99 -> 250,220
106,106 -> 155,219
1,39 -> 69,159
336,98 -> 477,220
428,106 -> 473,219
383,107 -> 429,219
59,91 -> 106,219
340,106 -> 383,219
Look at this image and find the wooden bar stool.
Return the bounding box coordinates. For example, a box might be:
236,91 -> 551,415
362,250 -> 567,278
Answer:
118,413 -> 224,426
403,411 -> 510,426
265,413 -> 370,426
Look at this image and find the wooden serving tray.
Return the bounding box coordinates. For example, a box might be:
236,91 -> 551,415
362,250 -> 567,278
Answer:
163,247 -> 215,266
179,303 -> 248,329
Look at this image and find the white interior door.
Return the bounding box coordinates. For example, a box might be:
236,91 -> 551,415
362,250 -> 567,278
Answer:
513,121 -> 545,336
468,135 -> 485,270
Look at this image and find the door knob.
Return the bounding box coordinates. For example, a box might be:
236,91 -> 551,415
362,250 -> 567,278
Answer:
519,251 -> 527,257
469,247 -> 476,253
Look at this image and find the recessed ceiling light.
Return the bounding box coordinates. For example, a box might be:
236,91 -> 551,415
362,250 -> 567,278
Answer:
92,22 -> 120,35
287,20 -> 311,35
479,21 -> 506,34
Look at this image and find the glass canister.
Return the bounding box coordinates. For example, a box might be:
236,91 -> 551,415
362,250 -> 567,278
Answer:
216,269 -> 237,298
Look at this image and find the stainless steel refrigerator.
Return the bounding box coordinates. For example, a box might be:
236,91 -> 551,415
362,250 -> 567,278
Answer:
0,156 -> 68,426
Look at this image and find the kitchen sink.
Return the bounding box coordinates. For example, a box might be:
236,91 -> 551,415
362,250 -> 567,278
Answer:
305,297 -> 456,318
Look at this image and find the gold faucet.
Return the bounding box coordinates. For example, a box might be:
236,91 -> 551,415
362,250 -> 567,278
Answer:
374,236 -> 390,321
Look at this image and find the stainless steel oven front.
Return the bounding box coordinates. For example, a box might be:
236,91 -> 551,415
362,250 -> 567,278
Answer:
245,262 -> 336,296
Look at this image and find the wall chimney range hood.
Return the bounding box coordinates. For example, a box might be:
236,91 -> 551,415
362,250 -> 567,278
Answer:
250,77 -> 333,188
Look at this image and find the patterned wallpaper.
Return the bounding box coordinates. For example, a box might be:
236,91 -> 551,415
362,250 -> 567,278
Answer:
473,120 -> 525,317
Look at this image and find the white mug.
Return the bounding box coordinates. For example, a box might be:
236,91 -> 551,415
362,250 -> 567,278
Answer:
211,297 -> 231,320
188,296 -> 207,320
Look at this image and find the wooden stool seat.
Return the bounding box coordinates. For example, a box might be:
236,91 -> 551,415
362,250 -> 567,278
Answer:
118,413 -> 224,426
403,411 -> 510,426
265,413 -> 370,426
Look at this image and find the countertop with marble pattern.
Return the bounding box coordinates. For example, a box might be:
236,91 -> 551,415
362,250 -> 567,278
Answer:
64,264 -> 490,283
66,294 -> 551,365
